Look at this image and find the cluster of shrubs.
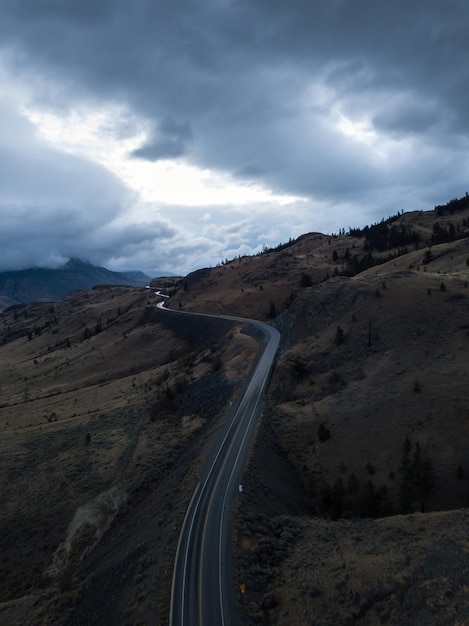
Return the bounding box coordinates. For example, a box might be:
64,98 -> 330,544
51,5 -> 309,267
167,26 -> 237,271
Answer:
237,513 -> 302,624
306,438 -> 436,520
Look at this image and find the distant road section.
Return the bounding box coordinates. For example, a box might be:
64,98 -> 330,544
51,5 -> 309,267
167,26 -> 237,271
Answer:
157,301 -> 280,626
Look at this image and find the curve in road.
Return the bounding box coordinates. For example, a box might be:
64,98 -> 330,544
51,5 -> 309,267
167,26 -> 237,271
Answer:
157,300 -> 280,626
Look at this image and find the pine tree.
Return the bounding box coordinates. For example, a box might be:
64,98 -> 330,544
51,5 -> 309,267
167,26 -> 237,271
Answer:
398,437 -> 412,512
335,326 -> 345,345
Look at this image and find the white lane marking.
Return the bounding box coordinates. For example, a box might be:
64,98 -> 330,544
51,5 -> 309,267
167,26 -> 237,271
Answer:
169,481 -> 201,626
218,352 -> 275,625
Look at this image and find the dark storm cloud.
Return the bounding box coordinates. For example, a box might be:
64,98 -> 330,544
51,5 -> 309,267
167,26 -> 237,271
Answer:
132,117 -> 193,161
0,0 -> 468,271
0,102 -> 176,272
0,102 -> 127,217
3,1 -> 468,182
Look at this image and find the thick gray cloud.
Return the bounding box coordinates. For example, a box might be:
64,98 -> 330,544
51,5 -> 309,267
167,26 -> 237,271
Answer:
0,101 -> 177,272
0,104 -> 124,215
0,0 -> 468,273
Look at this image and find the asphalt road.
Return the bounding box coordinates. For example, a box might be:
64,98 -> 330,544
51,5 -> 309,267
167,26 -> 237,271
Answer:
157,301 -> 280,626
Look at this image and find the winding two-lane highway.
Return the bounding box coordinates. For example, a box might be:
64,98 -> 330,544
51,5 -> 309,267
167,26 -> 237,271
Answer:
157,301 -> 280,626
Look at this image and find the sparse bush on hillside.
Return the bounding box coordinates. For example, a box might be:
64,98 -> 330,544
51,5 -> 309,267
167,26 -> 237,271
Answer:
291,359 -> 308,378
423,249 -> 433,265
150,385 -> 177,419
211,356 -> 223,373
300,272 -> 313,287
334,326 -> 345,345
268,302 -> 277,318
317,422 -> 331,442
328,370 -> 346,388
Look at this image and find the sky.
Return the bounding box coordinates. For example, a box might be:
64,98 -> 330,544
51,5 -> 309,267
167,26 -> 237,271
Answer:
1,0 -> 468,276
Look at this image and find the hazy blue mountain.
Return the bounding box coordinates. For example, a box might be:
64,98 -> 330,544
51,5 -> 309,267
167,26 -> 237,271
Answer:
0,258 -> 168,309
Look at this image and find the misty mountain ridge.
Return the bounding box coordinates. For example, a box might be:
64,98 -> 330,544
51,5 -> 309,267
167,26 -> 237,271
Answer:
0,258 -> 170,310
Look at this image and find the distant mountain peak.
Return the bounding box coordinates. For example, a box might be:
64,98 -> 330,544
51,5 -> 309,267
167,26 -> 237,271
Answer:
0,259 -> 170,310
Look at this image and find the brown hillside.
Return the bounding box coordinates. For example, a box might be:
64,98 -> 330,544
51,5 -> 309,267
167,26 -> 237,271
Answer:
235,262 -> 469,623
269,267 -> 469,515
157,204 -> 469,321
0,285 -> 260,625
1,202 -> 469,625
234,214 -> 469,624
